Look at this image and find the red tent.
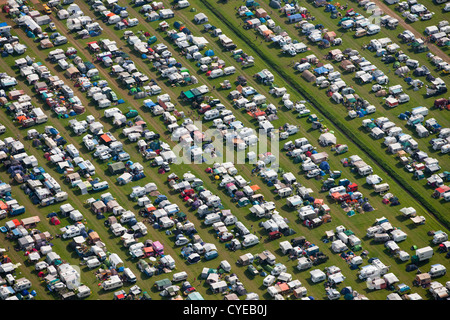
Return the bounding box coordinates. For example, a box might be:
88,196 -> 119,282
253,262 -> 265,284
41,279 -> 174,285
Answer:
50,217 -> 60,225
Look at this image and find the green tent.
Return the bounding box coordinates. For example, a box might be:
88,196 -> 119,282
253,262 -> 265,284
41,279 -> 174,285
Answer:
176,212 -> 186,220
344,229 -> 354,236
182,90 -> 195,100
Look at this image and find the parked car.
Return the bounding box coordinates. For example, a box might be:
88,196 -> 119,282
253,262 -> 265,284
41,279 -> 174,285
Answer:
219,232 -> 234,242
175,236 -> 190,246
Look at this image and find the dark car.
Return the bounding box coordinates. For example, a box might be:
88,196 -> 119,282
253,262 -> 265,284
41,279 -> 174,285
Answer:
247,265 -> 259,276
406,264 -> 418,272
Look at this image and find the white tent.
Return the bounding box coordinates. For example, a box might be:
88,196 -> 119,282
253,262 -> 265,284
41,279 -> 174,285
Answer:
319,133 -> 337,146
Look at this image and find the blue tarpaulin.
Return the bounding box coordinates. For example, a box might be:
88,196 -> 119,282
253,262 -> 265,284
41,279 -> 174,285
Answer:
144,100 -> 157,108
314,66 -> 329,74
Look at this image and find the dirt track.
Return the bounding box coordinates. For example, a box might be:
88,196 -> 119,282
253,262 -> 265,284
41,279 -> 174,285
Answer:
372,0 -> 450,64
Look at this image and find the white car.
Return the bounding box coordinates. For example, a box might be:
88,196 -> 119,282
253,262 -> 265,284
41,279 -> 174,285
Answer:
175,236 -> 190,246
306,169 -> 321,178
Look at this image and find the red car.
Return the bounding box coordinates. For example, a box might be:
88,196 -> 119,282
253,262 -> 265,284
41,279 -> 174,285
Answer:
268,231 -> 283,240
183,287 -> 196,296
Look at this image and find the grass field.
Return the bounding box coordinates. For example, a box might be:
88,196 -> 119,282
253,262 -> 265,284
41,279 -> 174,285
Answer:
0,0 -> 448,301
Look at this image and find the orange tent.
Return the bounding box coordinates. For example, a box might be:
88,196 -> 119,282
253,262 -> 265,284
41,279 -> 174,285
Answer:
262,29 -> 273,38
106,12 -> 115,17
16,115 -> 27,123
250,185 -> 261,192
314,199 -> 324,206
12,219 -> 21,227
89,232 -> 100,242
0,201 -> 7,211
100,134 -> 112,144
146,206 -> 157,212
144,247 -> 154,256
248,110 -> 266,118
331,193 -> 342,201
278,282 -> 290,293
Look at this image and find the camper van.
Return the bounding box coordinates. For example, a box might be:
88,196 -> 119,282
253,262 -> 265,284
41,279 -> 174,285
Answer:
102,275 -> 123,290
209,69 -> 224,79
374,183 -> 390,193
123,268 -> 137,283
204,109 -> 220,121
223,66 -> 236,75
204,213 -> 221,225
172,271 -> 188,282
178,0 -> 190,8
242,234 -> 259,247
429,264 -> 446,278
86,258 -> 101,269
263,275 -> 276,287
296,62 -> 311,72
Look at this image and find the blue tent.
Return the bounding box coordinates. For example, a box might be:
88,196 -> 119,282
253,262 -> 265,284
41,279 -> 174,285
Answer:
314,66 -> 329,75
245,11 -> 254,17
319,161 -> 330,171
117,99 -> 125,104
141,54 -> 147,59
205,49 -> 215,56
46,212 -> 57,218
340,287 -> 352,295
288,14 -> 302,23
398,113 -> 408,120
